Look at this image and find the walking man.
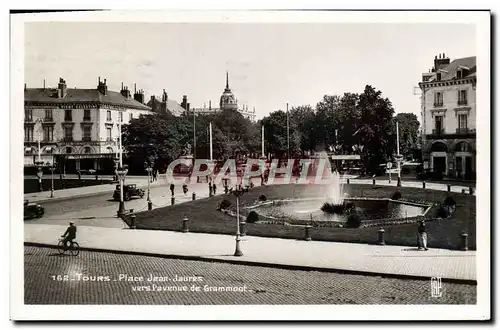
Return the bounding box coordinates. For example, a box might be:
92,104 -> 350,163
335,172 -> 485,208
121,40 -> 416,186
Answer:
170,183 -> 175,196
417,220 -> 428,251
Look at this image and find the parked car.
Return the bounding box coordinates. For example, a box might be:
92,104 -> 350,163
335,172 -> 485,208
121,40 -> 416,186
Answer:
24,200 -> 44,220
113,184 -> 145,201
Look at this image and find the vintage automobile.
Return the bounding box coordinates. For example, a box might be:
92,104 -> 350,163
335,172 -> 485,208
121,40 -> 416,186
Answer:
24,200 -> 45,220
113,184 -> 145,201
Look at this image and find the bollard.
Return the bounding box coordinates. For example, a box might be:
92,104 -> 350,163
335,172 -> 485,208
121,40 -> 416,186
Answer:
422,181 -> 426,189
372,178 -> 376,186
347,178 -> 350,185
469,187 -> 474,195
171,196 -> 175,205
240,222 -> 247,237
148,200 -> 153,211
460,233 -> 468,251
462,189 -> 466,194
192,192 -> 196,201
182,217 -> 189,233
130,215 -> 136,229
304,225 -> 312,241
378,228 -> 385,245
447,184 -> 451,192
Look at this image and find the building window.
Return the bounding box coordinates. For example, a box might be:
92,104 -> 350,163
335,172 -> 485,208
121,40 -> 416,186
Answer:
129,113 -> 133,121
106,127 -> 112,141
64,126 -> 73,141
45,109 -> 53,121
434,92 -> 443,107
457,70 -> 463,79
107,110 -> 112,121
84,146 -> 92,154
119,112 -> 123,122
43,126 -> 54,142
83,109 -> 91,121
66,147 -> 72,154
458,90 -> 468,105
434,115 -> 443,134
436,73 -> 441,81
24,109 -> 33,121
24,126 -> 34,142
83,126 -> 92,141
458,114 -> 468,133
64,109 -> 72,122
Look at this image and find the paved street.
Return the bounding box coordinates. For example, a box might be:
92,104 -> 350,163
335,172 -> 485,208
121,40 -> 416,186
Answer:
24,246 -> 476,305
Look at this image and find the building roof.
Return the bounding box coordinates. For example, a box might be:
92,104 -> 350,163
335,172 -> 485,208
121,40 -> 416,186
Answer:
146,97 -> 185,116
432,56 -> 476,81
25,88 -> 151,111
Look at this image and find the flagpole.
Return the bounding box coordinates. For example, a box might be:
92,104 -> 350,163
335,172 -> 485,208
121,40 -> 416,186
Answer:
286,103 -> 289,158
396,121 -> 401,187
209,122 -> 213,161
261,125 -> 265,158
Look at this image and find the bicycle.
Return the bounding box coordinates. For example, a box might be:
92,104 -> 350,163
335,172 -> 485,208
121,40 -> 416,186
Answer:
57,238 -> 80,256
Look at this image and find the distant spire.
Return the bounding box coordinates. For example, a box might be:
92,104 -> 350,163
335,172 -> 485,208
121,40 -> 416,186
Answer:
226,71 -> 229,89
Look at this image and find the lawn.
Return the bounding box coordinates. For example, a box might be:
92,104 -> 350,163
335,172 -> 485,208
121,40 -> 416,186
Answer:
128,184 -> 476,250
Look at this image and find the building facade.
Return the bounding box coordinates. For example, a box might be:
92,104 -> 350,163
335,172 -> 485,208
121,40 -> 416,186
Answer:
24,78 -> 152,174
418,54 -> 476,180
190,72 -> 257,122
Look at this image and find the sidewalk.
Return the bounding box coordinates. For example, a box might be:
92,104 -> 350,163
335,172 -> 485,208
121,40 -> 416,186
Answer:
24,224 -> 475,283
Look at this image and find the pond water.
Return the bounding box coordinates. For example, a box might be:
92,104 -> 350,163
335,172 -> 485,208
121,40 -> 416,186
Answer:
253,199 -> 427,222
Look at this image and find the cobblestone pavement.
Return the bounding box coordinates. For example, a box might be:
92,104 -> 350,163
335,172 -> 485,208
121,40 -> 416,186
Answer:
24,247 -> 476,305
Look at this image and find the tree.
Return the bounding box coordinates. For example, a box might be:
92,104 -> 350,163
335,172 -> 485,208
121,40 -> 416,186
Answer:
289,105 -> 316,154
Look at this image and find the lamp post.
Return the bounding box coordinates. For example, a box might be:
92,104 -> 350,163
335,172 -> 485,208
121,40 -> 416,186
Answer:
116,166 -> 128,217
396,121 -> 402,187
145,163 -> 153,211
49,162 -> 56,198
228,184 -> 248,256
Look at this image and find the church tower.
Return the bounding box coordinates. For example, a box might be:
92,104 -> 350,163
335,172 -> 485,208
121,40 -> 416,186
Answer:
219,71 -> 238,111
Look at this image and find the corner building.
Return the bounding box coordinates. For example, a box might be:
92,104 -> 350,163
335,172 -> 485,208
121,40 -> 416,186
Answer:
418,54 -> 476,180
24,78 -> 152,174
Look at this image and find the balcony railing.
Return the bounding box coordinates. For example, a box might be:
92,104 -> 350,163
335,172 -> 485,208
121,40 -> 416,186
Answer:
83,116 -> 92,122
62,137 -> 74,142
456,128 -> 469,134
64,116 -> 73,122
433,102 -> 444,107
432,128 -> 445,135
24,117 -> 33,122
457,99 -> 468,106
82,137 -> 92,142
44,117 -> 54,122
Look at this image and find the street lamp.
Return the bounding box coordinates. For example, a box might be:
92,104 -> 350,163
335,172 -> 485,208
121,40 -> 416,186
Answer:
49,162 -> 57,198
227,184 -> 249,257
35,160 -> 44,192
145,161 -> 153,211
116,166 -> 128,217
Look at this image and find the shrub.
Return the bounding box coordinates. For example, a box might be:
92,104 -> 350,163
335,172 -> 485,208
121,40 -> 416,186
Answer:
246,211 -> 259,223
345,214 -> 361,228
258,194 -> 267,202
444,196 -> 456,207
321,202 -> 344,214
436,206 -> 449,218
344,202 -> 355,212
391,191 -> 402,200
218,199 -> 232,210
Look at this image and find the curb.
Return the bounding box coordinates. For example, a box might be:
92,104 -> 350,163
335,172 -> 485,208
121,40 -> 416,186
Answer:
24,242 -> 477,285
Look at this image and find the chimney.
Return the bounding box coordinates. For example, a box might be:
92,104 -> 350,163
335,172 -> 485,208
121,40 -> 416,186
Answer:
120,85 -> 131,99
162,89 -> 168,102
434,53 -> 450,72
58,77 -> 67,98
134,88 -> 144,104
97,77 -> 108,95
43,79 -> 46,88
209,100 -> 212,110
24,83 -> 26,91
181,95 -> 188,110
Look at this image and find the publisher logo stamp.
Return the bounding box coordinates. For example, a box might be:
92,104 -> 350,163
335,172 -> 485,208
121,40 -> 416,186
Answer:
431,277 -> 443,298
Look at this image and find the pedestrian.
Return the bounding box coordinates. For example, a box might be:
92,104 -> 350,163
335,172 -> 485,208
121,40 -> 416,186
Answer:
209,181 -> 213,196
417,220 -> 428,251
213,183 -> 217,195
153,169 -> 157,181
170,183 -> 175,196
182,183 -> 188,195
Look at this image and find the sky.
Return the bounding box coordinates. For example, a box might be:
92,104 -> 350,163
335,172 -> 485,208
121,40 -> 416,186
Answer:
24,22 -> 476,121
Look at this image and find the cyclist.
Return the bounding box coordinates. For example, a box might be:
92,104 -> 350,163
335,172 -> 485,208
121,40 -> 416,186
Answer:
61,221 -> 77,250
